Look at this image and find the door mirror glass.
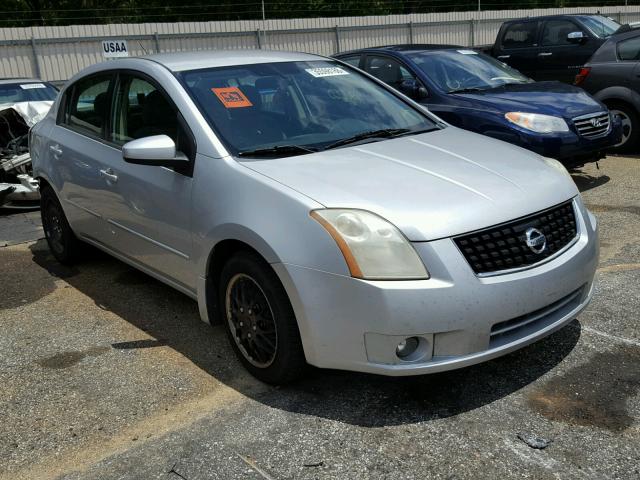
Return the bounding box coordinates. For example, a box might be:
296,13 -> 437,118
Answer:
399,79 -> 428,100
567,31 -> 587,43
122,135 -> 188,166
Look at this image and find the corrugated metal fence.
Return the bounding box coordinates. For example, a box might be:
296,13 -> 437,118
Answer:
1,5 -> 639,83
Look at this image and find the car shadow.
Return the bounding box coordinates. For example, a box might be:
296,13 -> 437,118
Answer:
570,170 -> 610,193
29,239 -> 581,428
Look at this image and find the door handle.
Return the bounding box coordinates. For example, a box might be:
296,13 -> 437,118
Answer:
537,52 -> 553,57
49,144 -> 62,156
99,168 -> 118,183
497,55 -> 510,59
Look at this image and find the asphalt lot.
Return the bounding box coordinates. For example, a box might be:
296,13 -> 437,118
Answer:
1,155 -> 639,480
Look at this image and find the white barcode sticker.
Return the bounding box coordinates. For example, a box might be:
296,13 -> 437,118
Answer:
20,83 -> 47,89
305,67 -> 349,78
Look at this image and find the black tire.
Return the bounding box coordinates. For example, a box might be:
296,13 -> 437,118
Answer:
607,102 -> 639,153
40,185 -> 83,265
219,251 -> 307,384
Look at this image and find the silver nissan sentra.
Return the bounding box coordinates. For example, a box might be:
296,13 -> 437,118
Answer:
30,50 -> 599,384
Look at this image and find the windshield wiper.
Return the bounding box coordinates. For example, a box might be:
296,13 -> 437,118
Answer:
323,128 -> 411,150
447,87 -> 487,94
237,144 -> 317,158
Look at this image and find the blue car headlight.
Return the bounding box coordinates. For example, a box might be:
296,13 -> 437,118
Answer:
505,112 -> 569,134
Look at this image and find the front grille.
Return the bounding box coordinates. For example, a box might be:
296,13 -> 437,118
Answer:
573,111 -> 610,139
489,286 -> 584,346
454,201 -> 577,275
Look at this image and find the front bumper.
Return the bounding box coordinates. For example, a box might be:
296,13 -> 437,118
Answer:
517,119 -> 622,166
274,197 -> 598,376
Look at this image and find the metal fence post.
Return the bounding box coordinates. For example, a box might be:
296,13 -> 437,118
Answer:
618,11 -> 623,23
408,21 -> 414,44
30,37 -> 42,79
256,29 -> 262,49
469,19 -> 475,47
153,32 -> 160,53
335,25 -> 341,53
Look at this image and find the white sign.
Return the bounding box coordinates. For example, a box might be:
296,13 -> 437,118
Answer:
102,40 -> 129,58
20,83 -> 47,89
305,67 -> 349,78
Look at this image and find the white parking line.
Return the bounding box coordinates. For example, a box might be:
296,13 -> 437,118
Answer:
573,323 -> 640,348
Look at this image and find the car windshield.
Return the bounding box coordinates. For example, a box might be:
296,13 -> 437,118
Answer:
580,15 -> 620,38
408,50 -> 531,93
179,60 -> 438,156
0,82 -> 58,104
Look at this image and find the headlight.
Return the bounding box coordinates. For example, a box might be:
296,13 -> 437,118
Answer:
505,112 -> 569,133
311,209 -> 429,280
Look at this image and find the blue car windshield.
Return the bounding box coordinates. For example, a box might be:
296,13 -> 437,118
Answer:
579,15 -> 620,38
408,50 -> 531,93
0,82 -> 58,104
179,60 -> 437,155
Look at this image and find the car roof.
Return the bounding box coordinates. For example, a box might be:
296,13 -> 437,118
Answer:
502,13 -> 608,23
336,44 -> 463,56
142,49 -> 326,72
0,78 -> 47,85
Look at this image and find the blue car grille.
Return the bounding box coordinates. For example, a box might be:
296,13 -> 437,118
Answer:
573,111 -> 610,139
454,201 -> 578,275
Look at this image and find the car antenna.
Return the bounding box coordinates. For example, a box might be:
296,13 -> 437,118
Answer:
138,42 -> 148,55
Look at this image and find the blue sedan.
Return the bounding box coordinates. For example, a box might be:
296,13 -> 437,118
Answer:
334,45 -> 621,168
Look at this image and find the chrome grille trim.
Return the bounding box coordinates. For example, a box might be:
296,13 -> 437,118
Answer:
573,111 -> 610,139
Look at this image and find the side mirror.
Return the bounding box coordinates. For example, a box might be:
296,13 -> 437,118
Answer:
567,31 -> 587,44
400,79 -> 429,100
122,135 -> 189,167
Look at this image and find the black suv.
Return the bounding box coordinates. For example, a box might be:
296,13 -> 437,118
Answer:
575,28 -> 640,152
484,14 -> 621,83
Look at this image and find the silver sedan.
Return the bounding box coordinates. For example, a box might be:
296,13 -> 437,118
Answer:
30,50 -> 598,384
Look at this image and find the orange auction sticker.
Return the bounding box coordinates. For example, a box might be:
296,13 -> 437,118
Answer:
212,87 -> 253,108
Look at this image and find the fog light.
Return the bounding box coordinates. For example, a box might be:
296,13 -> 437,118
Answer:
396,337 -> 419,359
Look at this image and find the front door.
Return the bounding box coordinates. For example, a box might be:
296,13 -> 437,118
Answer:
98,73 -> 196,291
537,19 -> 595,83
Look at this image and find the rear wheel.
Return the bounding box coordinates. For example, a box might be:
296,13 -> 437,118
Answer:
40,185 -> 83,264
219,251 -> 306,384
607,102 -> 639,153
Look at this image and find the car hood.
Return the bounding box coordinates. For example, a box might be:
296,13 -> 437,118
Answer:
241,127 -> 579,241
453,81 -> 604,118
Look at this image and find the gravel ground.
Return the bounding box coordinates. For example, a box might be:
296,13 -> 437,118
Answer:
0,155 -> 638,480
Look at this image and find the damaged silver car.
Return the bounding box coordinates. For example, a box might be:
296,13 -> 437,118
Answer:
0,79 -> 57,208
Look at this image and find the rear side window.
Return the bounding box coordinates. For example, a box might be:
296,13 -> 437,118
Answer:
617,36 -> 640,61
541,20 -> 581,46
65,75 -> 112,138
502,22 -> 538,48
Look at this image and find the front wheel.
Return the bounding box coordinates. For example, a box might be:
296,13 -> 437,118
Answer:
40,185 -> 83,264
608,103 -> 639,153
219,252 -> 307,384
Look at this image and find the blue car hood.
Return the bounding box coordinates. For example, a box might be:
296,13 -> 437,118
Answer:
453,81 -> 604,118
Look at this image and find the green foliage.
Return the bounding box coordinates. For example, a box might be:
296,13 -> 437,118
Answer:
0,0 -> 633,27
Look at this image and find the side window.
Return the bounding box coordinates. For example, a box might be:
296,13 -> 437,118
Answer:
365,55 -> 416,89
339,55 -> 362,68
502,22 -> 538,48
542,20 -> 582,46
112,75 -> 177,145
617,36 -> 640,61
64,74 -> 112,137
111,74 -> 194,160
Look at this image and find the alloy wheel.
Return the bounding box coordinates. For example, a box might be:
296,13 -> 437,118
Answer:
611,109 -> 632,148
225,273 -> 278,368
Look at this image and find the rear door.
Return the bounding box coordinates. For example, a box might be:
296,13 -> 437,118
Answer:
49,73 -> 115,244
494,20 -> 541,78
618,35 -> 640,91
537,18 -> 595,83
